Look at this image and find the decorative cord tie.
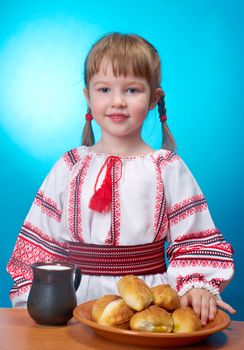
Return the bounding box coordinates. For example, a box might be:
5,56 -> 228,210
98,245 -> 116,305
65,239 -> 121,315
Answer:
89,156 -> 122,213
160,115 -> 167,123
85,113 -> 93,121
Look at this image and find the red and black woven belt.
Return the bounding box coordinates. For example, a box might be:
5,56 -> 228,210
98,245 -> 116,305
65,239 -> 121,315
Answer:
68,239 -> 166,276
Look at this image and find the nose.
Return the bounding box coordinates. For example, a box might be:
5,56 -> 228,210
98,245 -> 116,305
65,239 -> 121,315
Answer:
111,91 -> 127,108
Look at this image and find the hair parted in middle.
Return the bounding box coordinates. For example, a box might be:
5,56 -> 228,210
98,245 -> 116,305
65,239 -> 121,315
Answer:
82,32 -> 176,151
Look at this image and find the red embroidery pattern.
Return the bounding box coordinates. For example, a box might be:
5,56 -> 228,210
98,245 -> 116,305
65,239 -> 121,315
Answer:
166,226 -> 234,267
34,190 -> 62,222
152,156 -> 168,241
176,273 -> 225,293
9,284 -> 31,300
167,225 -> 234,271
168,194 -> 207,228
7,222 -> 69,299
170,258 -> 234,269
166,228 -> 227,258
23,222 -> 69,249
68,155 -> 92,242
106,161 -> 121,245
69,239 -> 166,275
158,151 -> 179,170
63,148 -> 81,170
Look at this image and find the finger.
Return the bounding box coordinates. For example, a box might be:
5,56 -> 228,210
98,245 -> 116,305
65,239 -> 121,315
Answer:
180,295 -> 190,307
191,295 -> 202,320
216,299 -> 236,314
208,297 -> 217,321
199,296 -> 209,327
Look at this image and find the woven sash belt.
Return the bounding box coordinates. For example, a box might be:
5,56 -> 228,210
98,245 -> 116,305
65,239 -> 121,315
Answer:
68,240 -> 166,276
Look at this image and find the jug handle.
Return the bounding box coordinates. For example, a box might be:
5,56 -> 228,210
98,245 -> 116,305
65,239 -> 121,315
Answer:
74,267 -> 81,291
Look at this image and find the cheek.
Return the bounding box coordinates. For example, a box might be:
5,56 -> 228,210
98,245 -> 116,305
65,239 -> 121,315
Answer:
89,95 -> 105,114
133,98 -> 150,117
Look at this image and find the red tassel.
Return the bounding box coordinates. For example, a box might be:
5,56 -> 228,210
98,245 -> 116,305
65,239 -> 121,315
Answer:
89,182 -> 112,212
89,156 -> 122,213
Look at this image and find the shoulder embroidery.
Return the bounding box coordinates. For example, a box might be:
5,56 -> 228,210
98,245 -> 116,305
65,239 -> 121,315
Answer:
157,151 -> 179,169
63,148 -> 81,170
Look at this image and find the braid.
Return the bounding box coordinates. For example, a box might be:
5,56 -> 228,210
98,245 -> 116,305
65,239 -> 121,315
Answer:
157,93 -> 176,152
81,108 -> 95,146
157,93 -> 166,117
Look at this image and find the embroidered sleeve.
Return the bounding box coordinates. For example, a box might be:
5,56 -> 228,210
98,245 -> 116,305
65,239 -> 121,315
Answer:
161,154 -> 234,297
6,150 -> 81,307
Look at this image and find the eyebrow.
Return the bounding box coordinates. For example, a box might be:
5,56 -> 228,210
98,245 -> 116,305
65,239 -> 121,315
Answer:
92,80 -> 146,87
92,81 -> 109,87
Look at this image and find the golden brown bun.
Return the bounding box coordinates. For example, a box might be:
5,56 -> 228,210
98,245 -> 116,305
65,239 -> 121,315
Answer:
117,275 -> 153,311
151,284 -> 180,311
98,299 -> 135,329
172,307 -> 202,333
92,295 -> 121,323
130,305 -> 173,333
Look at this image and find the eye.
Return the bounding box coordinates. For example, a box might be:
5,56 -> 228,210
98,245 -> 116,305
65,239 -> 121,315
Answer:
99,87 -> 110,93
127,87 -> 140,93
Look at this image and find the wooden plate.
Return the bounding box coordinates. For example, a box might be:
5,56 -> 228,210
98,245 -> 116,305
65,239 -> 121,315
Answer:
73,300 -> 230,347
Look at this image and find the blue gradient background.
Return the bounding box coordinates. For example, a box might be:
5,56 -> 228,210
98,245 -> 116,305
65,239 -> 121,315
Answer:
1,1 -> 243,319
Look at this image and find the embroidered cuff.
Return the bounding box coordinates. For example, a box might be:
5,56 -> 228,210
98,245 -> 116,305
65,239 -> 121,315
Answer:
9,279 -> 32,302
176,273 -> 224,298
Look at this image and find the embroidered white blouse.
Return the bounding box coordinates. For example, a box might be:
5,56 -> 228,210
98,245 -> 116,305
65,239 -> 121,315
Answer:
7,146 -> 234,307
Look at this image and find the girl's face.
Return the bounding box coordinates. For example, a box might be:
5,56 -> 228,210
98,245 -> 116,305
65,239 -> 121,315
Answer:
84,59 -> 160,140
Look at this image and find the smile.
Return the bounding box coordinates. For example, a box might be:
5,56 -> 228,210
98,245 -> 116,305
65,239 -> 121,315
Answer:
106,114 -> 129,122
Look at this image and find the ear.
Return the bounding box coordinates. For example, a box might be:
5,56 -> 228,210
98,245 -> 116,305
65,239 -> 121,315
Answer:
149,88 -> 162,110
83,88 -> 91,108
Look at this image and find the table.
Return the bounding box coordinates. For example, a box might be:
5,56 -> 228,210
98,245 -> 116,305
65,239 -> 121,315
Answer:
0,308 -> 243,350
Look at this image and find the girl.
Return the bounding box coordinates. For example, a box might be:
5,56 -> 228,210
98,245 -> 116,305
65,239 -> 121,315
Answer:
7,32 -> 235,326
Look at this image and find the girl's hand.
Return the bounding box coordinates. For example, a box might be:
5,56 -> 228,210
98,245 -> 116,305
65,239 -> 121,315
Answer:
180,288 -> 236,326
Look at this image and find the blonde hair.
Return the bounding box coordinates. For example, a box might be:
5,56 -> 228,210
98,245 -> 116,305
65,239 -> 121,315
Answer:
82,32 -> 176,151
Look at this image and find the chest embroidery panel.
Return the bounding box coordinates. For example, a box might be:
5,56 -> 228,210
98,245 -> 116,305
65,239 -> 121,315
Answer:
66,153 -> 175,245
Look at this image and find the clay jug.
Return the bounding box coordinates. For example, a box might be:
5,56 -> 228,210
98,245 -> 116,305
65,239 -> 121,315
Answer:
27,262 -> 81,325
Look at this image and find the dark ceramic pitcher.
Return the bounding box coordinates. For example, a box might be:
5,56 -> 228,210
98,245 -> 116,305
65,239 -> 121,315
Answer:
27,262 -> 81,325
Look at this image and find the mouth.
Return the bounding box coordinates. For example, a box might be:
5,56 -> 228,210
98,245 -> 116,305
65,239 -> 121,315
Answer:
106,113 -> 129,122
